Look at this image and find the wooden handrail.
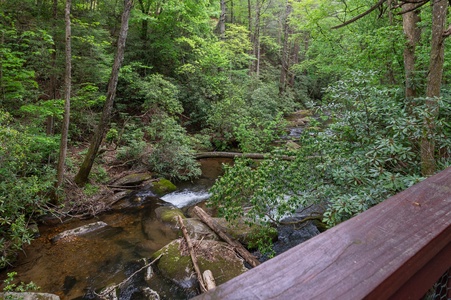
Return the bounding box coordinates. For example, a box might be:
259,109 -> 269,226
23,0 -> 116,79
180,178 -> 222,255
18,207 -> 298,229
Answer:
194,167 -> 451,299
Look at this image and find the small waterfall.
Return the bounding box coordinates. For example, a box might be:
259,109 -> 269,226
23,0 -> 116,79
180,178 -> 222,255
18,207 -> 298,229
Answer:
161,189 -> 211,208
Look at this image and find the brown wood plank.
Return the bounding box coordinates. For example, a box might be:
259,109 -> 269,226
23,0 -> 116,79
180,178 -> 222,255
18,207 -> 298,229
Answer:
194,167 -> 451,300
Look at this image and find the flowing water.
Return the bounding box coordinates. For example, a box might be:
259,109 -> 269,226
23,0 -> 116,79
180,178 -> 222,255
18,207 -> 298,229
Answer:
0,158 -> 233,300
0,143 -> 320,299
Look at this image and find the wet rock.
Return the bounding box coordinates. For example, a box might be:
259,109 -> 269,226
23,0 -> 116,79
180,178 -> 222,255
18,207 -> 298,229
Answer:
150,178 -> 177,196
152,239 -> 247,291
183,218 -> 218,241
154,206 -> 185,227
51,221 -> 108,243
0,293 -> 60,300
112,173 -> 153,186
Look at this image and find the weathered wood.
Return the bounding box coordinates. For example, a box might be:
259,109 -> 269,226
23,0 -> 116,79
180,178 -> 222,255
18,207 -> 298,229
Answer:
178,215 -> 207,293
203,270 -> 216,291
192,206 -> 261,268
195,152 -> 295,161
194,167 -> 451,300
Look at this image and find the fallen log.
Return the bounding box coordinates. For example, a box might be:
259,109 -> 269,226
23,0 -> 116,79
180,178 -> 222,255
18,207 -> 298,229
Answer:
178,215 -> 207,293
192,206 -> 261,268
194,152 -> 295,161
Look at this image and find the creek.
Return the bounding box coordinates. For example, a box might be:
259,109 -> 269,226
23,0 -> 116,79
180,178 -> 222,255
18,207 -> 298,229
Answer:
0,158 -> 233,300
0,116 -> 315,299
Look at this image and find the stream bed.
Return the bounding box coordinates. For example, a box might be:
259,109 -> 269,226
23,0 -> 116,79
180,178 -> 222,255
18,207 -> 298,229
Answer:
0,146 -> 320,299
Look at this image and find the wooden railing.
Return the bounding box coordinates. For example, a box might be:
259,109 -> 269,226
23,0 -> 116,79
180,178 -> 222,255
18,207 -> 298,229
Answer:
194,167 -> 451,300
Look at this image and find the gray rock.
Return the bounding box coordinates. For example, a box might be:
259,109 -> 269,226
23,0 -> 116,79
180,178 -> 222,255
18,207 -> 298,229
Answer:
183,218 -> 219,241
112,173 -> 153,186
51,221 -> 108,243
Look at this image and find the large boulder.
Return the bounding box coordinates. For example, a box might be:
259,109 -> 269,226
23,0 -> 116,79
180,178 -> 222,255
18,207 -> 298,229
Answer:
153,207 -> 218,240
154,206 -> 185,227
150,178 -> 177,196
152,239 -> 247,291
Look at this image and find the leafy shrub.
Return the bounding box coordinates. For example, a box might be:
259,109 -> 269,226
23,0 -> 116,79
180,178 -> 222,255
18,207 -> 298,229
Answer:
147,115 -> 201,181
0,110 -> 56,268
209,71 -> 451,255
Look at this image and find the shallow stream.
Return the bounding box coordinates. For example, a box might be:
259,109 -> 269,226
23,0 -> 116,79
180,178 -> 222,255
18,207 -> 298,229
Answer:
0,158 -> 233,300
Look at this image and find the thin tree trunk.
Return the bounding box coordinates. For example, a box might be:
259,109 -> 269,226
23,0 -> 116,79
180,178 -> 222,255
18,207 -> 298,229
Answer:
247,0 -> 252,33
250,0 -> 262,75
230,0 -> 234,23
219,0 -> 226,40
55,0 -> 72,194
402,2 -> 421,101
75,0 -> 133,186
421,0 -> 448,176
46,0 -> 59,136
279,1 -> 292,93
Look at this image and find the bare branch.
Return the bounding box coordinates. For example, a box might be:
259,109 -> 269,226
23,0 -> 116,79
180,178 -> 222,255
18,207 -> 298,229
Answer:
332,0 -> 388,29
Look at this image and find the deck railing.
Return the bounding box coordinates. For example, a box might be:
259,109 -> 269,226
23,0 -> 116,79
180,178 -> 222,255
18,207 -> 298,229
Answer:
194,167 -> 451,300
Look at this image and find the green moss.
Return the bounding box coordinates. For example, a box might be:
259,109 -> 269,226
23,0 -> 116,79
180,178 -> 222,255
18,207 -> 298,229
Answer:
152,178 -> 177,196
153,239 -> 247,288
155,206 -> 185,226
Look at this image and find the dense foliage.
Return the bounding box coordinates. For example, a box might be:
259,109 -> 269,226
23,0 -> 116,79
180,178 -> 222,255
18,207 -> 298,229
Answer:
0,0 -> 450,264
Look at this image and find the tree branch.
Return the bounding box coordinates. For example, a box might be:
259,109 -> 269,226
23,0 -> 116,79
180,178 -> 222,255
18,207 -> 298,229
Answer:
332,0 -> 388,29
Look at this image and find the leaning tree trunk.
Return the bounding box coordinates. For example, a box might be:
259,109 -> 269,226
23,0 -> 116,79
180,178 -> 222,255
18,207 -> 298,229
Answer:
75,0 -> 133,186
55,0 -> 72,195
421,0 -> 448,176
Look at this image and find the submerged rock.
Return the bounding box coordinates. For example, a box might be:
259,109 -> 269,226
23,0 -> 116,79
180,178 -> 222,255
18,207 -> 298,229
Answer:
152,239 -> 248,291
50,221 -> 108,243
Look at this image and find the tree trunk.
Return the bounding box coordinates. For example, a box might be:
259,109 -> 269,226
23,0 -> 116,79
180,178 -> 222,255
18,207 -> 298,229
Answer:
402,2 -> 421,101
74,0 -> 133,186
279,1 -> 292,94
219,0 -> 226,40
230,0 -> 234,23
46,0 -> 59,136
421,0 -> 448,176
55,0 -> 72,194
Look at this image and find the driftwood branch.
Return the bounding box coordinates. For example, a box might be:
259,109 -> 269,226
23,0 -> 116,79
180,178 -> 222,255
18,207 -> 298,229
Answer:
195,152 -> 295,161
192,206 -> 261,268
203,270 -> 216,291
178,215 -> 208,293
